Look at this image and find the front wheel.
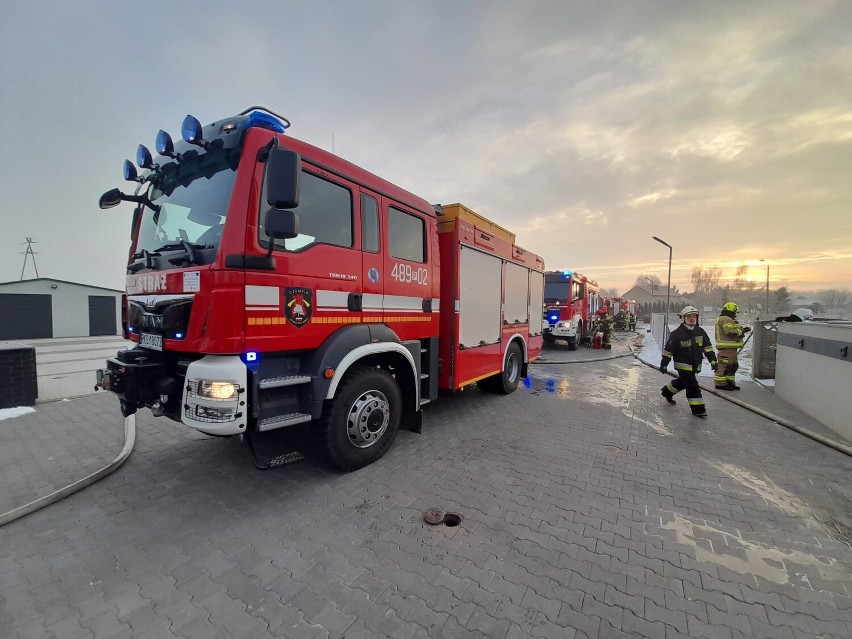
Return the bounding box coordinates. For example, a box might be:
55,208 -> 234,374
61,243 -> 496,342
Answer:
320,367 -> 402,471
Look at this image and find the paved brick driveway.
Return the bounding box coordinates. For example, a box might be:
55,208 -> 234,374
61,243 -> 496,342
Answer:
1,357 -> 850,638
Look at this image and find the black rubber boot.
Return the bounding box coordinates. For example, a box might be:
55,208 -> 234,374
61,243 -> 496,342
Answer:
691,408 -> 708,417
726,383 -> 741,390
717,386 -> 735,391
661,387 -> 676,405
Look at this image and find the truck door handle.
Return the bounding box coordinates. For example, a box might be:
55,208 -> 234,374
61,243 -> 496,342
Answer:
348,293 -> 363,312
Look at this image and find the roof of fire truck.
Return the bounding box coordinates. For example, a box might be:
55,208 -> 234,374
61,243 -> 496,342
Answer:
132,107 -> 437,219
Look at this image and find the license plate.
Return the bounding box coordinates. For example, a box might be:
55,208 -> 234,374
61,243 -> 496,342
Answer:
139,333 -> 163,351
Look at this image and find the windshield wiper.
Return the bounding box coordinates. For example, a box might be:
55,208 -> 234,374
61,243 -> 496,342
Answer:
152,240 -> 209,266
127,248 -> 161,273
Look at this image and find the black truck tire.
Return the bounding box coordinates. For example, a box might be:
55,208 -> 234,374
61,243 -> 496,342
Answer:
481,343 -> 523,395
320,366 -> 401,471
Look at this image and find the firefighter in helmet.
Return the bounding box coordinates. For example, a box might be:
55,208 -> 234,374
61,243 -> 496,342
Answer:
596,306 -> 613,348
714,301 -> 750,390
660,306 -> 717,417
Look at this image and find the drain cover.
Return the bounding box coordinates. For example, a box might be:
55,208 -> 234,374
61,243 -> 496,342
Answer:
423,507 -> 446,525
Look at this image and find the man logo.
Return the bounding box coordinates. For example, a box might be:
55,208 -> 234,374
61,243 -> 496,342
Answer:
285,288 -> 313,327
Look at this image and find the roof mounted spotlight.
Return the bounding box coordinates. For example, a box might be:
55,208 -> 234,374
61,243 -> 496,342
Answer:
136,144 -> 159,170
155,129 -> 181,159
181,114 -> 208,148
123,160 -> 145,183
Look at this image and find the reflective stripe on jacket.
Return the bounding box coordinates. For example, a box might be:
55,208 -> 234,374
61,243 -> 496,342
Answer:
715,314 -> 744,348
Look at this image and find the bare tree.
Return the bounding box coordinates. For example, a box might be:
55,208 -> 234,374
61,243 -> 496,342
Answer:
818,288 -> 851,309
634,274 -> 661,287
731,264 -> 758,311
690,265 -> 722,309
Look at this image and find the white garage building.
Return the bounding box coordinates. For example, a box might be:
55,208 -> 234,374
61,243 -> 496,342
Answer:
0,278 -> 123,340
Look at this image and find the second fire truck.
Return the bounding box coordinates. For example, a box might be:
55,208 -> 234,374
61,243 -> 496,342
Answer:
542,270 -> 602,350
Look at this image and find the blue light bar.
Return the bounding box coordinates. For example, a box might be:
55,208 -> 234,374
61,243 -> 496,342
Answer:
245,110 -> 290,134
561,270 -> 572,278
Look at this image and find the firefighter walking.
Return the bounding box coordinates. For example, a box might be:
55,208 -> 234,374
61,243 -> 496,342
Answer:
714,301 -> 751,390
659,306 -> 717,417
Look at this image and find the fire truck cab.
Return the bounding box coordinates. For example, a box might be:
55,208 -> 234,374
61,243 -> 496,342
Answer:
542,270 -> 601,350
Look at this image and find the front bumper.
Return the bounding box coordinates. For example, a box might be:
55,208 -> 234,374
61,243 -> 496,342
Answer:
96,349 -> 247,436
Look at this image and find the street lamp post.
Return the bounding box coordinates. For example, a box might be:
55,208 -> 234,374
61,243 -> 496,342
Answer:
652,236 -> 673,341
760,259 -> 769,317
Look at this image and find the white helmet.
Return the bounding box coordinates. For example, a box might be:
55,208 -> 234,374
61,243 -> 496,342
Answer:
792,308 -> 814,321
679,305 -> 700,318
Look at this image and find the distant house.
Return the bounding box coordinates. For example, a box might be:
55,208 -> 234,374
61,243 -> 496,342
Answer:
621,285 -> 689,312
0,278 -> 123,340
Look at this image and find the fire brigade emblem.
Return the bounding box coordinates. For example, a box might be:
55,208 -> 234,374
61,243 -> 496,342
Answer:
284,288 -> 313,327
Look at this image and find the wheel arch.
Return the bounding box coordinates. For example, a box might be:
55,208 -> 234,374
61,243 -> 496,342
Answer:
505,334 -> 529,378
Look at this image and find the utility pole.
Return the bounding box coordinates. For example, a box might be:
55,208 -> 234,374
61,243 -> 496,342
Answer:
20,237 -> 40,280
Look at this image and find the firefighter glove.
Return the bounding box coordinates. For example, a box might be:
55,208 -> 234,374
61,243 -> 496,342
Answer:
709,360 -> 718,369
742,326 -> 751,333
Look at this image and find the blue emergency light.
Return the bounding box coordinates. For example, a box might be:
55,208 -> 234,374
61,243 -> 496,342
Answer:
136,145 -> 157,170
245,110 -> 290,133
181,115 -> 203,143
156,129 -> 176,157
123,160 -> 143,183
548,313 -> 559,323
561,270 -> 572,278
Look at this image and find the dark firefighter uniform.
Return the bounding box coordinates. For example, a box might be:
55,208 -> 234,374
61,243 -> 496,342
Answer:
714,302 -> 750,390
660,313 -> 717,417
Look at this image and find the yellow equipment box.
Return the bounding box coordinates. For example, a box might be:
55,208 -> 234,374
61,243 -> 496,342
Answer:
437,203 -> 516,244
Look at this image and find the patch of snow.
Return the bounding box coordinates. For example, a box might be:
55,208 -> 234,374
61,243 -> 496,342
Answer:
0,406 -> 36,421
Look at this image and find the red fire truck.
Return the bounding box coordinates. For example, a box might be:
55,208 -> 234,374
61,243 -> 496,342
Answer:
95,108 -> 545,470
542,270 -> 602,350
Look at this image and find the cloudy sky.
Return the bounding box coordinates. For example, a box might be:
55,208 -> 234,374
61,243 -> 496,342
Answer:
2,1 -> 850,295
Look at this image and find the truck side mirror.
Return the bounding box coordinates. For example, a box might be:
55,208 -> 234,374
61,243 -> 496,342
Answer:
265,148 -> 301,209
265,209 -> 299,240
99,188 -> 122,209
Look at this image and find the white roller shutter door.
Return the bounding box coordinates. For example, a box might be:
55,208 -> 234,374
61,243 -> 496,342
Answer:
459,246 -> 502,347
528,270 -> 544,334
504,262 -> 529,324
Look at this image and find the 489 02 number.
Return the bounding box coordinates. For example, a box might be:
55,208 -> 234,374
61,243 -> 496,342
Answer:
391,263 -> 428,285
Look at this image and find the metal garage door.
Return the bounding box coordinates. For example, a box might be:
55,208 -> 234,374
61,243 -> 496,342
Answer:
0,294 -> 53,339
88,296 -> 117,336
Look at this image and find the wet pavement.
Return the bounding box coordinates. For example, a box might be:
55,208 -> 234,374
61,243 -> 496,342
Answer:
1,340 -> 851,638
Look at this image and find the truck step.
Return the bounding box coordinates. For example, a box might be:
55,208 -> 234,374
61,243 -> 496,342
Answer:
419,398 -> 431,406
259,375 -> 312,389
258,413 -> 312,432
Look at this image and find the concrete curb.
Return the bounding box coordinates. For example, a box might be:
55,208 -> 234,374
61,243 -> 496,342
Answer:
0,415 -> 136,527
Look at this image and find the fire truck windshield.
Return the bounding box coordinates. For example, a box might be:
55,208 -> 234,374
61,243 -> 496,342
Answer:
544,282 -> 572,303
133,148 -> 240,265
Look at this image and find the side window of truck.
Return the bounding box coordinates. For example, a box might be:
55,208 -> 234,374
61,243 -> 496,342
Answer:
261,170 -> 353,251
388,206 -> 425,263
361,194 -> 379,253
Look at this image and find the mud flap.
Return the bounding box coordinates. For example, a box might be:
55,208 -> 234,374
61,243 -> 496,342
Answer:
244,426 -> 307,470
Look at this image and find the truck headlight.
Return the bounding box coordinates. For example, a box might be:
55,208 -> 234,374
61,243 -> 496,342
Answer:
556,321 -> 570,329
197,380 -> 239,400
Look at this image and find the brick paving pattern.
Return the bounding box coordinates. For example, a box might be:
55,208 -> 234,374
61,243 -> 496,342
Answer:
1,354 -> 850,638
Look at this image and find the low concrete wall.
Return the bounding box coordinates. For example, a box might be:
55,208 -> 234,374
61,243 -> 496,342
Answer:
775,322 -> 852,442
